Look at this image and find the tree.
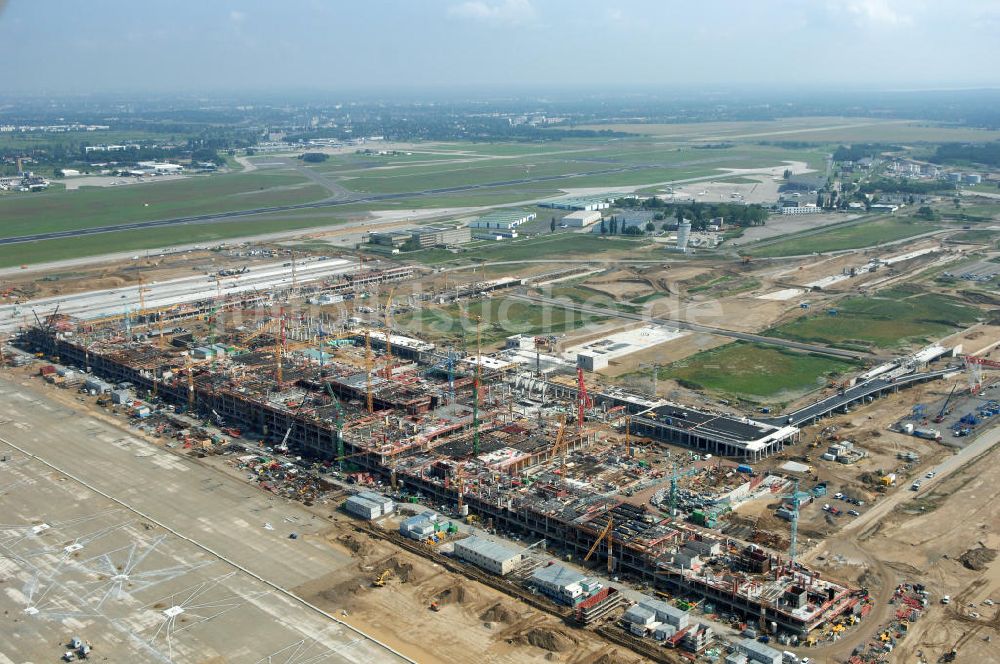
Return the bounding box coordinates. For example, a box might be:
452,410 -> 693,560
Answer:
600,219 -> 607,234
645,221 -> 655,233
915,206 -> 937,220
675,208 -> 684,224
783,169 -> 792,179
609,217 -> 618,234
301,152 -> 329,163
550,217 -> 556,233
661,222 -> 671,232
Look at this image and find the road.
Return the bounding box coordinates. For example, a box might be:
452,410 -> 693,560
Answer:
0,256 -> 359,332
510,292 -> 873,360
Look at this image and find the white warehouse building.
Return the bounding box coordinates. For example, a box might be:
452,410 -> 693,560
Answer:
562,210 -> 602,227
452,535 -> 523,576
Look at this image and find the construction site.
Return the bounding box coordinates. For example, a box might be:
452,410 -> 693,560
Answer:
3,243 -> 992,659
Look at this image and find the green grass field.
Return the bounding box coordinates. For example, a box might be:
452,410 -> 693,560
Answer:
650,342 -> 859,401
567,117 -> 1000,144
396,297 -> 607,347
0,172 -> 328,239
766,292 -> 980,350
750,217 -> 939,257
0,211 -> 346,268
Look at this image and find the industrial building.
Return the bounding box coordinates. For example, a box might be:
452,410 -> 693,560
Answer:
452,535 -> 523,576
541,193 -> 629,211
780,204 -> 821,215
469,209 -> 536,230
408,225 -> 471,247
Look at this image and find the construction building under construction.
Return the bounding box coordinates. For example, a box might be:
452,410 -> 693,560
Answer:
20,290 -> 865,638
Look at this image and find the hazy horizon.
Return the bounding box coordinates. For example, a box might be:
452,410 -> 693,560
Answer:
2,0 -> 999,95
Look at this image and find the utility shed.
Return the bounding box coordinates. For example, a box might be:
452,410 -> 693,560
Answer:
452,535 -> 523,576
344,496 -> 382,520
357,491 -> 395,516
738,637 -> 782,664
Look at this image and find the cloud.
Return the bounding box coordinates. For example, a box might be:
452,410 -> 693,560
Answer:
229,10 -> 246,24
447,0 -> 536,26
841,0 -> 913,27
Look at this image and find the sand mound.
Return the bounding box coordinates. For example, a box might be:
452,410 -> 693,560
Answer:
384,555 -> 417,582
959,546 -> 997,571
479,601 -> 521,624
591,651 -> 642,664
514,627 -> 579,653
434,582 -> 478,606
338,533 -> 375,558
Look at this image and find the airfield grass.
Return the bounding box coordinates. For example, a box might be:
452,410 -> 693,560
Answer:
566,117 -> 1000,143
765,292 -> 980,350
396,297 -> 607,347
750,217 -> 939,257
651,342 -> 859,401
330,140 -> 827,194
0,211 -> 346,269
0,172 -> 329,239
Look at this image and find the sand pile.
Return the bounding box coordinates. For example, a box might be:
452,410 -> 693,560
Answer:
338,533 -> 375,558
514,627 -> 579,653
959,546 -> 997,571
479,602 -> 520,624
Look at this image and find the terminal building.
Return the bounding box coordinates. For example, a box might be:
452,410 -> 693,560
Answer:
630,404 -> 799,461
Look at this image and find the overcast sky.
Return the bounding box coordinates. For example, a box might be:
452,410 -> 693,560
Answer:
2,0 -> 998,95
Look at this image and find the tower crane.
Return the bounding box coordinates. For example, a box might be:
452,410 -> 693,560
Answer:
668,463 -> 698,516
576,367 -> 591,434
383,288 -> 396,378
473,315 -> 482,455
779,478 -> 802,566
584,515 -> 614,573
365,330 -> 374,414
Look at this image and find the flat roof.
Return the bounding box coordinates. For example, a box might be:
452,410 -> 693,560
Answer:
636,403 -> 798,450
454,535 -> 522,563
531,564 -> 585,588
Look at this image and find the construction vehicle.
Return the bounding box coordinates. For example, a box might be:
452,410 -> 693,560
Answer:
372,570 -> 392,587
934,385 -> 957,423
429,600 -> 440,612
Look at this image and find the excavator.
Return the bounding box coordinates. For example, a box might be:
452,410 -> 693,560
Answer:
372,570 -> 393,587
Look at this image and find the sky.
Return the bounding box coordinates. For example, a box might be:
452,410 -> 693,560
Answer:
1,0 -> 999,95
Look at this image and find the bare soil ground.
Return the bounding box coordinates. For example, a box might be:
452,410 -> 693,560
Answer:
293,527 -> 628,664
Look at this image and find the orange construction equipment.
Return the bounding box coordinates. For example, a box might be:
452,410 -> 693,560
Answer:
584,516 -> 614,573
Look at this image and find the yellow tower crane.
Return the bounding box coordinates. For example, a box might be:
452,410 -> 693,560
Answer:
584,516 -> 614,573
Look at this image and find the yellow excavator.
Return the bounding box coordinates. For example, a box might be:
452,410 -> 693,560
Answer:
372,570 -> 393,587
